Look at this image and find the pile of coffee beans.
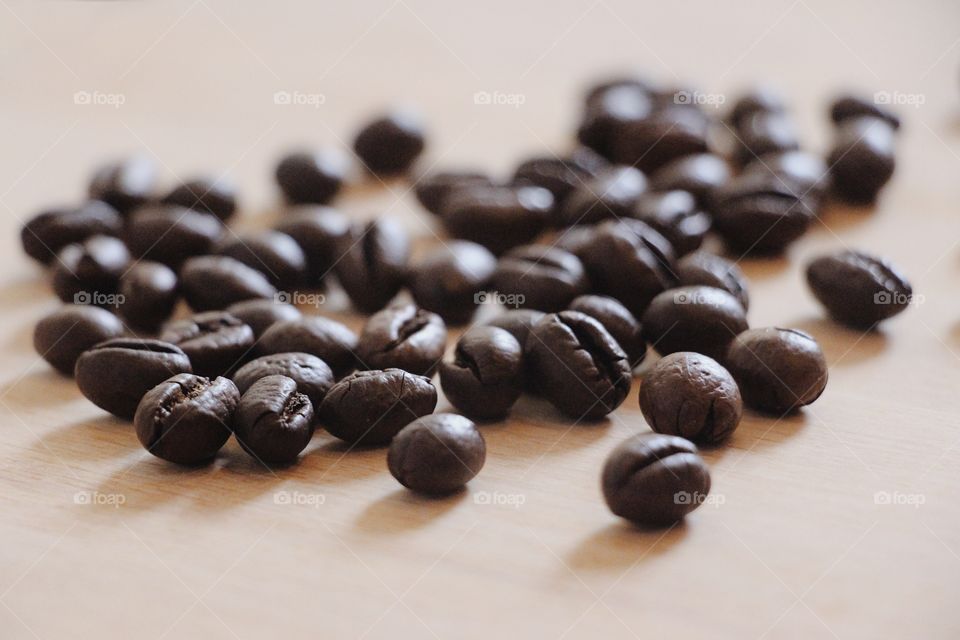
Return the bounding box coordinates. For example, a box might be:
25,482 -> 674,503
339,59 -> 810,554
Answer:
22,76 -> 915,527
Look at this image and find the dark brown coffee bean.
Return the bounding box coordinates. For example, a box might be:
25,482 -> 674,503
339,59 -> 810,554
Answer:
493,245 -> 588,312
160,177 -> 237,221
319,369 -> 437,446
727,86 -> 786,129
741,150 -> 830,200
511,147 -> 608,206
830,95 -> 900,130
357,304 -> 447,376
125,205 -> 223,269
806,250 -> 912,328
639,352 -> 741,445
414,171 -> 493,215
827,117 -> 896,205
674,251 -> 749,311
577,85 -> 654,160
34,305 -> 124,375
52,235 -> 130,305
134,373 -> 238,465
602,433 -> 712,527
725,327 -> 828,414
234,375 -> 315,464
559,166 -> 647,226
647,153 -> 730,207
352,111 -> 425,175
568,294 -> 646,368
525,311 -> 632,420
88,156 -> 157,215
442,185 -> 553,255
409,241 -> 497,325
117,261 -> 179,331
484,309 -> 545,348
642,286 -> 748,361
335,218 -> 409,313
274,205 -> 350,286
632,190 -> 710,256
232,352 -> 334,412
732,111 -> 800,166
440,327 -> 523,420
275,149 -> 349,204
21,201 -> 122,265
75,338 -> 192,419
179,255 -> 276,312
160,311 -> 255,378
257,317 -> 358,379
609,107 -> 710,173
388,413 -> 485,494
226,298 -> 302,338
216,231 -> 306,290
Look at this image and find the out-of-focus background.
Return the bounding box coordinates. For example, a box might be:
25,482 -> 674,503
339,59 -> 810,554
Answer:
1,1 -> 959,638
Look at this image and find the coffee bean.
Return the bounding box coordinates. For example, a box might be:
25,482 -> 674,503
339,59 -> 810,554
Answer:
388,413 -> 485,494
827,117 -> 896,205
352,111 -> 425,175
642,286 -> 748,361
52,235 -> 130,304
732,111 -> 799,166
134,373 -> 238,465
725,327 -> 828,414
75,338 -> 192,419
88,156 -> 157,215
568,294 -> 646,368
160,177 -> 237,221
274,205 -> 350,287
559,166 -> 647,226
741,150 -> 830,200
648,153 -> 731,206
34,305 -> 123,375
160,311 -> 255,378
178,255 -> 277,312
727,86 -> 786,129
577,85 -> 654,160
415,170 -> 493,215
357,304 -> 447,376
257,317 -> 358,379
226,298 -> 302,338
125,205 -> 224,269
275,149 -> 349,204
409,240 -> 496,325
639,352 -> 742,444
609,107 -> 710,173
21,201 -> 122,265
525,311 -> 632,420
673,251 -> 750,310
232,352 -> 334,412
511,148 -> 608,207
830,94 -> 900,130
440,327 -> 523,420
484,309 -> 545,348
117,261 -> 179,331
216,231 -> 306,289
806,250 -> 912,328
319,369 -> 437,446
601,433 -> 712,527
583,76 -> 655,104
335,218 -> 410,313
442,185 -> 553,255
234,375 -> 315,464
632,190 -> 710,256
493,245 -> 588,312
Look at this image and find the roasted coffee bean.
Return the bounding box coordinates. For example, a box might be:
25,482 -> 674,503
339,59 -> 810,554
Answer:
275,149 -> 349,204
88,156 -> 157,215
647,153 -> 731,206
674,251 -> 749,310
274,205 -> 350,286
440,327 -> 523,420
52,235 -> 130,304
409,240 -> 496,325
232,352 -> 334,412
388,414 -> 486,494
602,433 -> 712,527
830,95 -> 900,130
632,190 -> 710,256
319,369 -> 437,446
117,261 -> 179,331
609,107 -> 710,173
806,250 -> 912,328
511,147 -> 608,206
827,117 -> 896,205
352,111 -> 425,175
34,305 -> 123,375
356,304 -> 447,376
226,298 -> 302,338
257,316 -> 358,379
583,76 -> 655,104
442,185 -> 553,255
75,338 -> 192,419
484,309 -> 545,348
234,375 -> 315,464
741,150 -> 830,200
216,231 -> 306,290
134,373 -> 238,465
639,352 -> 741,444
642,286 -> 748,361
125,205 -> 223,269
732,111 -> 799,166
727,86 -> 786,128
577,85 -> 654,159
160,177 -> 237,221
414,170 -> 493,215
559,166 -> 647,226
568,294 -> 646,368
335,217 -> 410,313
725,327 -> 828,414
525,311 -> 632,420
493,245 -> 588,312
21,201 -> 122,265
160,311 -> 255,378
179,255 -> 277,312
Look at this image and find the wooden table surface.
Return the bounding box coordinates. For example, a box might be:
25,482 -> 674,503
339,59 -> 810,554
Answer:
1,1 -> 959,638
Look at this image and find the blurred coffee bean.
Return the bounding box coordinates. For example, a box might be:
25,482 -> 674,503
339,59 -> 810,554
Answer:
568,294 -> 646,368
161,177 -> 237,221
577,85 -> 654,159
234,375 -> 315,464
632,190 -> 710,256
334,217 -> 410,313
34,305 -> 124,375
414,170 -> 493,215
442,185 -> 553,255
511,147 -> 608,207
727,86 -> 786,128
356,304 -> 447,376
52,235 -> 130,304
409,240 -> 497,325
125,205 -> 223,269
439,326 -> 523,421
830,94 -> 900,130
21,201 -> 122,265
609,107 -> 710,173
559,166 -> 647,226
179,255 -> 277,312
484,309 -> 545,348
733,111 -> 800,166
160,311 -> 255,378
493,245 -> 588,312
274,205 -> 350,287
216,231 -> 306,290
583,76 -> 655,104
226,298 -> 302,338
88,156 -> 157,215
117,261 -> 179,331
648,153 -> 731,206
232,352 -> 334,412
674,251 -> 749,310
641,286 -> 748,361
827,117 -> 896,205
275,149 -> 349,205
353,111 -> 425,175
741,150 -> 830,199
257,316 -> 358,379
806,250 -> 912,328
